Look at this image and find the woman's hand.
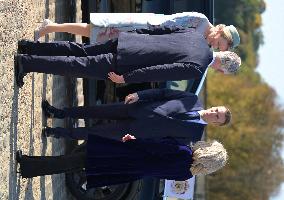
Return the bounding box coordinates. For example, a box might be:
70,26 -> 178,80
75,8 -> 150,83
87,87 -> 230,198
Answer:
124,93 -> 139,104
96,28 -> 111,42
122,134 -> 136,142
97,27 -> 120,42
108,72 -> 125,83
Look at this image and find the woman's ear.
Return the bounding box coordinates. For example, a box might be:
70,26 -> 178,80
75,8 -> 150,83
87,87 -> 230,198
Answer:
216,25 -> 223,31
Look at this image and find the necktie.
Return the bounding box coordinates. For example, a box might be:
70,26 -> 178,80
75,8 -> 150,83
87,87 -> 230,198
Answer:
172,111 -> 200,121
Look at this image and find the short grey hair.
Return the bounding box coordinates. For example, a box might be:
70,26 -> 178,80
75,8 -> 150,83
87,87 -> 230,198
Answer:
219,51 -> 241,74
190,140 -> 228,175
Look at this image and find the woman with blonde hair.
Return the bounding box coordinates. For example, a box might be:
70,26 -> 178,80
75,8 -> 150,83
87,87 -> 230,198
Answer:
16,134 -> 227,188
190,140 -> 228,175
34,12 -> 240,51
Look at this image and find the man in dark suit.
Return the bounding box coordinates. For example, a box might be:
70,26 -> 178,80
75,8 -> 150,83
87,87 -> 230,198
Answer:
42,88 -> 231,143
15,29 -> 241,87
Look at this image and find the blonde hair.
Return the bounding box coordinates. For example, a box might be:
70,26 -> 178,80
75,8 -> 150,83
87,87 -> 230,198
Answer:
190,140 -> 228,176
216,24 -> 233,47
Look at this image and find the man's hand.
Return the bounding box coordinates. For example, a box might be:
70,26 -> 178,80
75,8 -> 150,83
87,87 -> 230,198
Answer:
108,72 -> 125,83
122,134 -> 136,142
124,93 -> 139,104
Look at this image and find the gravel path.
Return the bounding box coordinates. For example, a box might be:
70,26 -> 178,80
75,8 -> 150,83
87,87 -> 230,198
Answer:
0,0 -> 81,199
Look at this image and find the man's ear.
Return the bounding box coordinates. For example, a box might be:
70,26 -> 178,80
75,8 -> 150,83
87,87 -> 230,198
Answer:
212,122 -> 221,126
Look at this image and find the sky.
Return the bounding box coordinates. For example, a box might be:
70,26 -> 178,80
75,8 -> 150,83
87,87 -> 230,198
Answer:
257,1 -> 284,200
257,1 -> 284,103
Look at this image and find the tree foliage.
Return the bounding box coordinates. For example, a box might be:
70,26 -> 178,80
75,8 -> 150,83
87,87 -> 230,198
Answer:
206,1 -> 284,199
215,0 -> 266,69
206,72 -> 284,200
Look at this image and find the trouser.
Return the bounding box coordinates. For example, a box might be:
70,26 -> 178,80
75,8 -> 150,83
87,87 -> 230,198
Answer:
19,151 -> 86,178
52,103 -> 134,140
21,53 -> 117,79
52,120 -> 131,140
63,102 -> 131,119
20,39 -> 118,79
23,39 -> 118,56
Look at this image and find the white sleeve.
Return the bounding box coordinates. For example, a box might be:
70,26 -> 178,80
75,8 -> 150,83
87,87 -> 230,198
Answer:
90,13 -> 154,28
161,12 -> 210,32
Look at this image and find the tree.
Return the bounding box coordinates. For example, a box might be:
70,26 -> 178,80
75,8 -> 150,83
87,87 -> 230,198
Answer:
206,71 -> 284,200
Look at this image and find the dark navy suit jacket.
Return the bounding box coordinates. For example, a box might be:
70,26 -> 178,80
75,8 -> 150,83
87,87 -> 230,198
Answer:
127,89 -> 207,143
116,29 -> 213,83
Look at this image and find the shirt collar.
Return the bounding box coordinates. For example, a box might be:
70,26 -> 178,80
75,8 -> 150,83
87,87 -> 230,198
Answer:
199,117 -> 208,125
197,111 -> 208,125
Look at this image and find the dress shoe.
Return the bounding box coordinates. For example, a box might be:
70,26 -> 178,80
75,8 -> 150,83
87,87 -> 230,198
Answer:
42,100 -> 65,118
15,150 -> 23,175
42,126 -> 59,138
16,150 -> 22,163
17,39 -> 29,54
42,126 -> 51,137
14,54 -> 26,88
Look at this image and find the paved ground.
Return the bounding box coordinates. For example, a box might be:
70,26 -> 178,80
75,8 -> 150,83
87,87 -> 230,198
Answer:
0,0 -> 82,199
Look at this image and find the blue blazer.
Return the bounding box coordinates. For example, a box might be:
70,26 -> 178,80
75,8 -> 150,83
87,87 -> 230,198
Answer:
127,88 -> 207,143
